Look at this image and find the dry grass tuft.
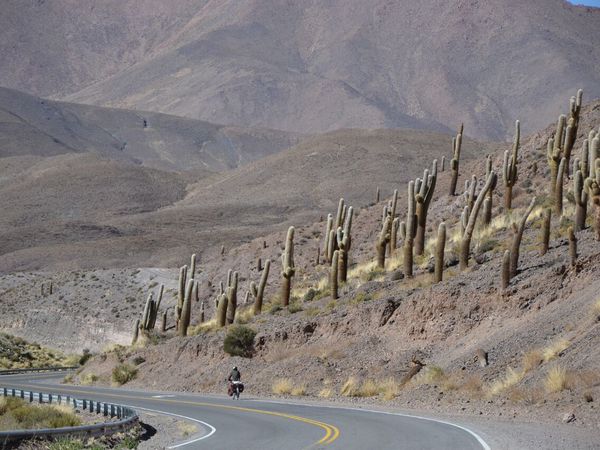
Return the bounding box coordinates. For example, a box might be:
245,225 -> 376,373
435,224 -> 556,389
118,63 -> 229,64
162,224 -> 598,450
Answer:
380,378 -> 401,400
542,339 -> 570,362
544,366 -> 569,393
340,377 -> 360,397
272,378 -> 293,395
522,349 -> 544,373
177,422 -> 198,437
318,388 -> 333,398
487,367 -> 523,396
291,385 -> 307,396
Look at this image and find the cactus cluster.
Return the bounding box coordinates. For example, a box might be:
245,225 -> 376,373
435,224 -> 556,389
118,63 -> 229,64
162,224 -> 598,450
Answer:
251,259 -> 271,315
583,134 -> 600,240
509,197 -> 537,278
415,160 -> 438,255
132,283 -> 164,345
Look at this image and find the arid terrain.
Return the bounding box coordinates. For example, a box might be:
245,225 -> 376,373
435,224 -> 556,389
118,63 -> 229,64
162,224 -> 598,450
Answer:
1,1 -> 600,448
2,1 -> 600,139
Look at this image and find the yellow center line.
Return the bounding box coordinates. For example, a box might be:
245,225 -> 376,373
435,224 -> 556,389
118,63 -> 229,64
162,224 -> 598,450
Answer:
9,383 -> 340,445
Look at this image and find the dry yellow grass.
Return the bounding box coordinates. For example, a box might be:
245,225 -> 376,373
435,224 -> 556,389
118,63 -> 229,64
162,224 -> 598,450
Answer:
272,378 -> 293,395
291,385 -> 307,396
544,366 -> 568,393
487,367 -> 523,396
522,349 -> 543,373
379,378 -> 400,400
318,388 -> 333,398
413,366 -> 445,385
177,422 -> 198,437
542,339 -> 570,362
340,377 -> 360,396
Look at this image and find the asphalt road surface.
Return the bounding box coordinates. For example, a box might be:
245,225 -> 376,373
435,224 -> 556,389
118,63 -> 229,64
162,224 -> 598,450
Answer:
1,372 -> 490,449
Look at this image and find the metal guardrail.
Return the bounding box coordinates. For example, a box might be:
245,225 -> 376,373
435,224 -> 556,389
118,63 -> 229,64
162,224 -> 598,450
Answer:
0,366 -> 79,376
0,386 -> 139,446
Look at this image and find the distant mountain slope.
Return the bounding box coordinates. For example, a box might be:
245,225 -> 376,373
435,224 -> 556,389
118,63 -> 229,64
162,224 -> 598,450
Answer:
0,87 -> 301,172
2,0 -> 599,139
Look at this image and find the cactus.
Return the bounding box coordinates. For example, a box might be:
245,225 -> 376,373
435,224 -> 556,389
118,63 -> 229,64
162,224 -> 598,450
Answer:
178,279 -> 194,337
330,250 -> 339,300
573,168 -> 587,230
131,319 -> 140,345
404,181 -> 416,277
540,208 -> 552,256
434,222 -> 446,283
334,198 -> 346,231
415,160 -> 438,255
555,157 -> 566,216
585,157 -> 600,240
449,124 -> 464,196
459,171 -> 497,270
376,186 -> 380,203
281,226 -> 295,307
189,253 -> 197,279
315,246 -> 320,266
176,265 -> 187,330
257,257 -> 262,271
502,120 -> 520,210
226,271 -> 239,325
336,206 -> 353,282
216,292 -> 228,327
501,250 -> 511,290
509,197 -> 537,278
323,214 -> 333,263
483,155 -> 495,225
390,217 -> 399,254
160,311 -> 167,332
376,215 -> 392,268
465,175 -> 476,213
252,259 -> 271,315
440,155 -> 445,172
568,227 -> 577,267
150,284 -> 164,329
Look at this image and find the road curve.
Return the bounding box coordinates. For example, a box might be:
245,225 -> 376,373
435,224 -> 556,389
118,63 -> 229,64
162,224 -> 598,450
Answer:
1,372 -> 490,450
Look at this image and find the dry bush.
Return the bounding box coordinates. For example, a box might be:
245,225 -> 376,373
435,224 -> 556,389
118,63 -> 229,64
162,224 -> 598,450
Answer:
379,378 -> 400,400
487,367 -> 523,397
111,363 -> 137,386
460,375 -> 484,398
544,366 -> 569,393
542,339 -> 570,362
291,385 -> 307,396
318,388 -> 333,398
358,379 -> 379,397
522,349 -> 543,373
80,373 -> 98,386
177,421 -> 198,437
413,366 -> 445,385
340,377 -> 360,396
272,378 -> 293,395
0,397 -> 80,430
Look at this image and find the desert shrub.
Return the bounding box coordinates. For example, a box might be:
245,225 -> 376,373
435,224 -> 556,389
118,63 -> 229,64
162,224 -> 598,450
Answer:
112,364 -> 138,385
132,356 -> 146,366
542,339 -> 570,362
288,302 -> 303,314
291,385 -> 307,396
487,367 -> 523,396
303,288 -> 317,302
340,377 -> 360,396
304,306 -> 320,317
79,349 -> 92,366
80,373 -> 98,386
350,292 -> 372,305
545,366 -> 568,393
223,325 -> 256,357
0,398 -> 80,430
272,378 -> 293,395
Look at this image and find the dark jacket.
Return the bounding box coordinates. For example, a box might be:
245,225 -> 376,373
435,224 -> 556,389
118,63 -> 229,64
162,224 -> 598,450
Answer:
229,368 -> 241,381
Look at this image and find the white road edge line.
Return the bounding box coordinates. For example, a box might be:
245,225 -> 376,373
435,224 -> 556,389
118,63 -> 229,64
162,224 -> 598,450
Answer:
258,398 -> 491,450
119,403 -> 217,449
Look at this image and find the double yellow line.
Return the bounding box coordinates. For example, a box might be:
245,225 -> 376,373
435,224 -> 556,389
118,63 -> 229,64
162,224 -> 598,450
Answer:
11,383 -> 340,446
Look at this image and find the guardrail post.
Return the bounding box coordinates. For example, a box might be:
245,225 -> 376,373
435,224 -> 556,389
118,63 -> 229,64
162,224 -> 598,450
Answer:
83,399 -> 87,410
20,390 -> 24,399
96,402 -> 100,414
11,388 -> 15,397
103,403 -> 108,416
73,398 -> 77,409
58,394 -> 62,404
49,394 -> 53,404
29,391 -> 33,402
110,404 -> 115,418
2,387 -> 6,396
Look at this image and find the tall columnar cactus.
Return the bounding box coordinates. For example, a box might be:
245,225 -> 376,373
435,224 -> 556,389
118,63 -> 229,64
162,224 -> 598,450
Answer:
252,259 -> 271,315
178,279 -> 194,337
509,197 -> 537,278
216,291 -> 228,327
573,168 -> 588,231
585,157 -> 600,240
501,250 -> 511,290
334,198 -> 346,231
376,215 -> 392,268
440,156 -> 445,172
404,180 -> 416,277
336,206 -> 353,283
199,301 -> 205,324
555,157 -> 566,216
281,226 -> 295,307
131,319 -> 140,345
323,214 -> 333,263
483,155 -> 495,225
330,250 -> 339,300
449,124 -> 464,196
502,120 -> 520,210
540,208 -> 552,256
226,271 -> 239,325
434,222 -> 446,283
189,253 -> 197,279
459,171 -> 497,270
415,160 -> 438,255
176,265 -> 187,330
465,175 -> 476,213
568,227 -> 578,267
390,217 -> 399,254
376,187 -> 380,203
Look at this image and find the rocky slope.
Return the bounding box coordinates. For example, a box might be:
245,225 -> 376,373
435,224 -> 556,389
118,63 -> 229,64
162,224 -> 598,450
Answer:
2,1 -> 599,140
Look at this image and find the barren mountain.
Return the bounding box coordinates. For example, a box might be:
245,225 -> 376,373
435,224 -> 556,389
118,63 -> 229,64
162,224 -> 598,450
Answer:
2,1 -> 600,139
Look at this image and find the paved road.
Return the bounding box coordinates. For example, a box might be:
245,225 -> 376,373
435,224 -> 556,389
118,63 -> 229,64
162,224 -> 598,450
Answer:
1,372 -> 490,449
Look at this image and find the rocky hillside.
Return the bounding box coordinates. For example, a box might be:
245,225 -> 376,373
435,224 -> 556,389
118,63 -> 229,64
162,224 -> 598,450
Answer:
2,1 -> 599,140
